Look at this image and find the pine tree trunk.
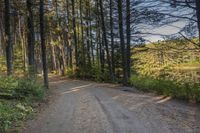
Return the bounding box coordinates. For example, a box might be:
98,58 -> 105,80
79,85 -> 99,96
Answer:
117,0 -> 128,84
196,0 -> 200,45
86,0 -> 91,67
40,0 -> 49,88
27,0 -> 35,74
99,0 -> 114,81
79,0 -> 86,67
109,0 -> 115,79
71,0 -> 78,67
4,0 -> 13,75
126,0 -> 131,78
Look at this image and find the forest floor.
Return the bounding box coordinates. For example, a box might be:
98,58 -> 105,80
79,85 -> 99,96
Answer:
19,76 -> 200,133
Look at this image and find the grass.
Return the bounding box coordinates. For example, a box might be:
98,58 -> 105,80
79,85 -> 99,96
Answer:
0,76 -> 45,132
130,75 -> 200,102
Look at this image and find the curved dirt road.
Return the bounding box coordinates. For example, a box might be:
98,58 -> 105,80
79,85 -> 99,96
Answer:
21,77 -> 200,133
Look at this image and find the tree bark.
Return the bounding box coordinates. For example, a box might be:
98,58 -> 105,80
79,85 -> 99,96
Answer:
4,0 -> 13,75
27,0 -> 35,74
195,0 -> 200,44
126,0 -> 131,78
109,0 -> 115,79
79,0 -> 86,67
117,0 -> 128,84
40,0 -> 49,88
99,0 -> 114,81
71,0 -> 78,67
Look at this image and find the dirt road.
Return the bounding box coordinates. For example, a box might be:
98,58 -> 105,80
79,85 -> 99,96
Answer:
20,77 -> 200,133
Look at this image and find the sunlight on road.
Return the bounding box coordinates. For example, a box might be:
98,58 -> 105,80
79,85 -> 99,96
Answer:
61,84 -> 93,94
156,97 -> 171,104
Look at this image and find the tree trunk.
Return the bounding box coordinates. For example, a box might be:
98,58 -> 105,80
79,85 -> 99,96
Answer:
117,0 -> 128,84
71,0 -> 78,68
4,0 -> 13,75
109,0 -> 115,79
79,0 -> 86,67
195,0 -> 200,44
27,0 -> 35,74
86,0 -> 91,67
40,0 -> 49,88
99,0 -> 114,81
126,0 -> 131,78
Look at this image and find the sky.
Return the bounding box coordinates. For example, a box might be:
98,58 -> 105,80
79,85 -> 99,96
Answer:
145,21 -> 187,42
140,0 -> 195,43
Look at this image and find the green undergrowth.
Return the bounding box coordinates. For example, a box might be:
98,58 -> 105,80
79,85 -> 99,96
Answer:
0,76 -> 45,132
65,66 -> 113,83
130,75 -> 200,102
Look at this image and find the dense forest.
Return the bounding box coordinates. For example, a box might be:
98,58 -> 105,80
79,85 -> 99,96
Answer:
0,0 -> 200,83
0,0 -> 200,132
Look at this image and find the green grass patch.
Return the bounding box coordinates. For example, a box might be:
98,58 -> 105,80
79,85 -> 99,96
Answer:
0,76 -> 45,132
130,75 -> 200,102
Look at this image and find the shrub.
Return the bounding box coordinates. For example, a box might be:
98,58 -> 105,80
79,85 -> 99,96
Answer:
0,76 -> 45,132
65,68 -> 75,78
0,76 -> 44,100
0,100 -> 33,132
130,75 -> 200,102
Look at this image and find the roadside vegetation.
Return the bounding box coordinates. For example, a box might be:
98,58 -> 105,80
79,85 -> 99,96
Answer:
131,39 -> 200,102
130,75 -> 200,102
0,76 -> 45,132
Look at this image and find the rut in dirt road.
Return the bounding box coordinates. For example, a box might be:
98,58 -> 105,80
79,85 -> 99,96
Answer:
20,78 -> 200,133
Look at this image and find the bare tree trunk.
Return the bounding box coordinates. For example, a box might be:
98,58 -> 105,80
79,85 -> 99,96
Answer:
88,3 -> 94,65
79,0 -> 86,67
195,0 -> 200,44
4,0 -> 13,75
109,0 -> 115,79
86,0 -> 91,67
99,0 -> 114,81
40,0 -> 49,88
117,0 -> 128,84
71,0 -> 78,68
126,0 -> 131,78
27,0 -> 35,74
18,15 -> 27,73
